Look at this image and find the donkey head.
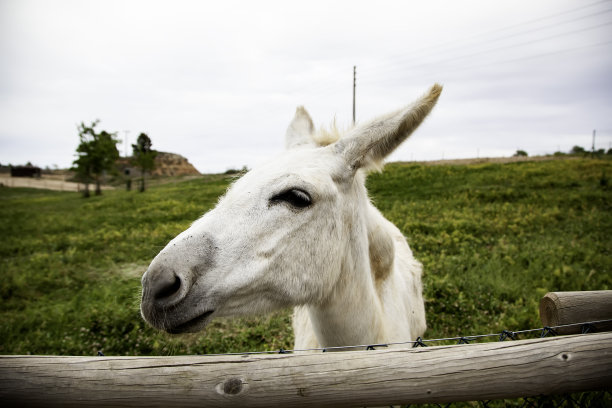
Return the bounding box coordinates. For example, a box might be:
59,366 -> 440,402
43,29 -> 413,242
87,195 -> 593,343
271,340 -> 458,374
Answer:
140,84 -> 442,333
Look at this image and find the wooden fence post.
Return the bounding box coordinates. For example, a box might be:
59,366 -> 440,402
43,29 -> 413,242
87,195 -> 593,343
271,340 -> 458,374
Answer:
540,290 -> 612,334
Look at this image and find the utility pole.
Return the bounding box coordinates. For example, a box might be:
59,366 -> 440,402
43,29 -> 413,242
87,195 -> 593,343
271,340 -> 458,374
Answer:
592,129 -> 596,155
124,130 -> 130,158
352,65 -> 356,125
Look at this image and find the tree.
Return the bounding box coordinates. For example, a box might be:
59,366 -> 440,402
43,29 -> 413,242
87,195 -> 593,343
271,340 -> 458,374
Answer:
570,145 -> 586,155
513,150 -> 528,157
72,120 -> 120,197
132,133 -> 157,192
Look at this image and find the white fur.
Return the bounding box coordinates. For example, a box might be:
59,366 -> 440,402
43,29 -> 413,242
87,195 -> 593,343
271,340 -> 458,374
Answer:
140,84 -> 442,350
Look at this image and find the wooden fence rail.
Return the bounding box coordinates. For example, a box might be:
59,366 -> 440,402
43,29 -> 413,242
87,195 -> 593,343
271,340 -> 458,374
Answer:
1,332 -> 611,407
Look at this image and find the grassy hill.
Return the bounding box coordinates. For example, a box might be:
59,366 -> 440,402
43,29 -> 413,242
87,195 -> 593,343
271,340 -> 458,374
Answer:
0,158 -> 610,356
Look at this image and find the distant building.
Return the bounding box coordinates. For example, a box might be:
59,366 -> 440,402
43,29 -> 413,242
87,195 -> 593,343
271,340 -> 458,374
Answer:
11,165 -> 42,178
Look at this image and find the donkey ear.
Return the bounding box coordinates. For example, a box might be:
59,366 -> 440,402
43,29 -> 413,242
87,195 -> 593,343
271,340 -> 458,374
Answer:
335,84 -> 442,171
285,106 -> 315,150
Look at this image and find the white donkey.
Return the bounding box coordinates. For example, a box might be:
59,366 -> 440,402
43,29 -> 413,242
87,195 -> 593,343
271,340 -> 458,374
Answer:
141,84 -> 442,350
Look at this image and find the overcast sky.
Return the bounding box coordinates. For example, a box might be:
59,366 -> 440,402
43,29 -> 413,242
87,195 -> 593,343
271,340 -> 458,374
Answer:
1,0 -> 611,173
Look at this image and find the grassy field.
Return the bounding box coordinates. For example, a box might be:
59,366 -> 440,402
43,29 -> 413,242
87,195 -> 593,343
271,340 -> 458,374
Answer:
0,157 -> 610,356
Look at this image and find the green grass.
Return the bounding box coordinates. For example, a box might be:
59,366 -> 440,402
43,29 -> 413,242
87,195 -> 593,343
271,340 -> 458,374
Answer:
1,158 -> 610,356
368,159 -> 611,337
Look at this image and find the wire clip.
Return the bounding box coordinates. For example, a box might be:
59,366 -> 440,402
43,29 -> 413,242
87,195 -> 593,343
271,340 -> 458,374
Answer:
540,326 -> 558,337
499,330 -> 517,341
413,337 -> 427,347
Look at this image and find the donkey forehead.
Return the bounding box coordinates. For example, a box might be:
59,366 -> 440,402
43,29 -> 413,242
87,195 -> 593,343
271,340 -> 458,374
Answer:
229,146 -> 340,197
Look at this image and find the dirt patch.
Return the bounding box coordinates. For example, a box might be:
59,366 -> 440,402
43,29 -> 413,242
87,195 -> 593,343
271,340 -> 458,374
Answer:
0,175 -> 115,192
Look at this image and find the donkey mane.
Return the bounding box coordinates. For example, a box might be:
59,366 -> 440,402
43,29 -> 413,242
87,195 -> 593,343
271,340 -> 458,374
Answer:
314,120 -> 344,147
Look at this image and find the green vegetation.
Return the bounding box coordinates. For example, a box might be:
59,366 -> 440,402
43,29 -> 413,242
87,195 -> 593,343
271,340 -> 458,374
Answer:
131,132 -> 158,192
72,120 -> 121,197
1,158 -> 610,356
368,158 -> 611,338
513,149 -> 528,157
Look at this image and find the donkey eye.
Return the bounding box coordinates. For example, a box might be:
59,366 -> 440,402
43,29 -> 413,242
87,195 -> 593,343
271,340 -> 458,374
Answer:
271,189 -> 312,208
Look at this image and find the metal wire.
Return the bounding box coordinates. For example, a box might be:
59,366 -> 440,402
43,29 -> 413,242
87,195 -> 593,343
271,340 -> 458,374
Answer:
198,318 -> 612,357
190,320 -> 612,407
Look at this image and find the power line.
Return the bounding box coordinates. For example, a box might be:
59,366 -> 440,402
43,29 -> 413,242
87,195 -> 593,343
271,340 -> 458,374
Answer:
360,39 -> 612,91
360,14 -> 612,81
359,22 -> 612,88
270,1 -> 612,123
262,35 -> 611,130
467,0 -> 612,37
439,39 -> 612,80
282,2 -> 612,101
360,0 -> 612,73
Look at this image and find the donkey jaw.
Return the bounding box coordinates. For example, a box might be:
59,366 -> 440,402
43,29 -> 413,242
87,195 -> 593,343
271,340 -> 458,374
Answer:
140,301 -> 216,334
165,310 -> 215,334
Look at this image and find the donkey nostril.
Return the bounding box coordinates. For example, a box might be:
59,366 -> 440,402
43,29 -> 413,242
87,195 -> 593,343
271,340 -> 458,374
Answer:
154,275 -> 182,300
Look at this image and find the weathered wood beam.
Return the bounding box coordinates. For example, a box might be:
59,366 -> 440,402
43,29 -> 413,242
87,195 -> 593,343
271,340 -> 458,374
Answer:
1,332 -> 611,407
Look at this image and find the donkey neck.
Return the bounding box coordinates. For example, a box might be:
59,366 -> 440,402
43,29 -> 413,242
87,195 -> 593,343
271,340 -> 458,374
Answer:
307,195 -> 387,349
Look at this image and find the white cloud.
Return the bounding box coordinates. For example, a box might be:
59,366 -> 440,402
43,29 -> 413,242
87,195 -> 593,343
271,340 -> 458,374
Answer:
1,0 -> 611,172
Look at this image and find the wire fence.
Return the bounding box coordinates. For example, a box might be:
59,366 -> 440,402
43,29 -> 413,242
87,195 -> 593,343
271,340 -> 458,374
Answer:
189,318 -> 612,356
172,319 -> 611,408
91,319 -> 612,408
